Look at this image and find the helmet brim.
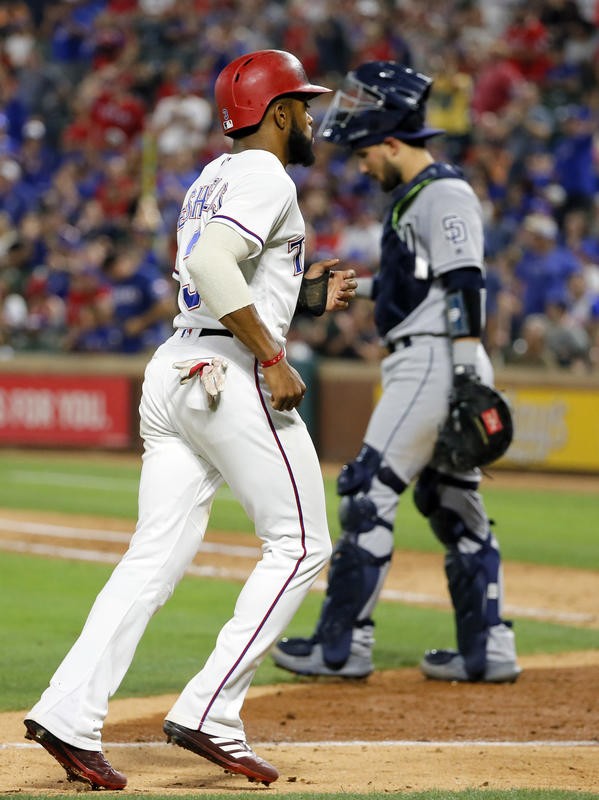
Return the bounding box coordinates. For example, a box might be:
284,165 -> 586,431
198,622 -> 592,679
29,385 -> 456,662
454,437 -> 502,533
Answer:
391,125 -> 446,142
292,84 -> 332,98
321,124 -> 445,149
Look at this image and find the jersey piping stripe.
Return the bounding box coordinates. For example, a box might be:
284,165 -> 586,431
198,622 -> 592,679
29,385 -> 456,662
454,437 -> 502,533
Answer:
382,344 -> 435,456
199,360 -> 307,729
210,214 -> 265,248
391,177 -> 437,229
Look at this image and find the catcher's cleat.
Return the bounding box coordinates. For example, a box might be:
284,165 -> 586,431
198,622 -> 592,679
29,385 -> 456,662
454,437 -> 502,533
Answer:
420,649 -> 522,683
163,720 -> 279,786
24,718 -> 127,790
272,637 -> 374,678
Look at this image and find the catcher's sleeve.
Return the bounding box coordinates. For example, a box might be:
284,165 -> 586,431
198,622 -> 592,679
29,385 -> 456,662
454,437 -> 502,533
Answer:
442,266 -> 484,376
355,276 -> 374,299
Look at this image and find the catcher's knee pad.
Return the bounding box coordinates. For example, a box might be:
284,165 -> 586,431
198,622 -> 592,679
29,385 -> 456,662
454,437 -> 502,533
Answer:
316,535 -> 390,668
445,539 -> 503,679
413,466 -> 443,517
414,468 -> 481,547
429,507 -> 471,548
377,463 -> 407,495
338,494 -> 393,535
337,444 -> 381,496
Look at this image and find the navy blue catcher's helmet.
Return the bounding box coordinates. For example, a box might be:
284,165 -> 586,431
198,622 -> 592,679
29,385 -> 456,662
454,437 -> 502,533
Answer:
318,61 -> 445,148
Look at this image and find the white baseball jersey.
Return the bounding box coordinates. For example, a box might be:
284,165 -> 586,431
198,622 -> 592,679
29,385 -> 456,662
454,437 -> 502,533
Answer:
173,149 -> 306,340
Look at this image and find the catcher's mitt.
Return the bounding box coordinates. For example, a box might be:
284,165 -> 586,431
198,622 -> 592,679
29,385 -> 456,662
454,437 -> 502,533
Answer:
432,376 -> 514,472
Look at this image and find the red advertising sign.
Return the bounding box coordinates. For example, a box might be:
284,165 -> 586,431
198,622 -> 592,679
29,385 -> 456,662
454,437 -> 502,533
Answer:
0,375 -> 132,447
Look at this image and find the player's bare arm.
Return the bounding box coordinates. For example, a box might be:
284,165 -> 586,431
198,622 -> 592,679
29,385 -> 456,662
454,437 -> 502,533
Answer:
220,305 -> 306,412
187,221 -> 306,412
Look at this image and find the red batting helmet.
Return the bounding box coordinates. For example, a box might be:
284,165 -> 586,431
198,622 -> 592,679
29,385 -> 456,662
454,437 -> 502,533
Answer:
214,50 -> 331,135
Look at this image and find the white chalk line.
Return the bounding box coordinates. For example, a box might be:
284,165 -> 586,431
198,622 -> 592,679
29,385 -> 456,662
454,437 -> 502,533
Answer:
0,518 -> 597,626
3,739 -> 597,751
0,518 -> 260,558
10,471 -> 140,492
8,471 -> 237,502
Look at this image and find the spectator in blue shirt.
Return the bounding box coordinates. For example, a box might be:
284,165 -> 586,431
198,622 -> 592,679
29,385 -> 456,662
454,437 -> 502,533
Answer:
102,243 -> 174,354
514,212 -> 582,323
553,104 -> 596,219
0,158 -> 31,223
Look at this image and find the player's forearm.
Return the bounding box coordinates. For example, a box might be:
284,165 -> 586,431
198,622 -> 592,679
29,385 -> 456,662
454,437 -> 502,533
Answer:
220,304 -> 306,413
451,337 -> 480,378
219,305 -> 283,363
442,267 -> 484,374
187,222 -> 283,362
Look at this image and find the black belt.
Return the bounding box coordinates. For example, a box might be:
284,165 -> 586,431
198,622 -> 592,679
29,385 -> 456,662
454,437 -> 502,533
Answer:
198,328 -> 233,338
387,333 -> 447,353
387,336 -> 412,353
180,327 -> 233,339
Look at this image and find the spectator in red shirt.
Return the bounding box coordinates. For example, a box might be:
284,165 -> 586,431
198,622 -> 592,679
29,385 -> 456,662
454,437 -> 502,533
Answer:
502,7 -> 553,83
63,238 -> 114,352
90,72 -> 146,146
94,155 -> 138,223
468,40 -> 526,121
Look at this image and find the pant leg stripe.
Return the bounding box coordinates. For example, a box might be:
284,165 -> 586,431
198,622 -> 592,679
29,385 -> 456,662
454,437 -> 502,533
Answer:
199,360 -> 308,728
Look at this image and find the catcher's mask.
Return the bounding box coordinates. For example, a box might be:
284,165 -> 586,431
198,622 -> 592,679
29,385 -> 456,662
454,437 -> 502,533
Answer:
215,50 -> 330,136
318,61 -> 445,149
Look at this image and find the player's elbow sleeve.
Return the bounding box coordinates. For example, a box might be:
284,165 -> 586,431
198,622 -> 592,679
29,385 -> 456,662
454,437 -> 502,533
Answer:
187,222 -> 253,319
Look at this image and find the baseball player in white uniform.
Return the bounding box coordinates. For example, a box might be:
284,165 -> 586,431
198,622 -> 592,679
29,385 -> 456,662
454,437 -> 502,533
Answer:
272,62 -> 521,685
24,50 -> 356,789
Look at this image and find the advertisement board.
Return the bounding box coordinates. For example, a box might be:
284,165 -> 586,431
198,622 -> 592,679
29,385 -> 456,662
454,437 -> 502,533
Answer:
0,375 -> 132,448
500,386 -> 599,472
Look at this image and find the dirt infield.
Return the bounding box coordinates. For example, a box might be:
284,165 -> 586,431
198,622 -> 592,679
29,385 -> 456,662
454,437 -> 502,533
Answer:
1,469 -> 598,794
2,655 -> 599,794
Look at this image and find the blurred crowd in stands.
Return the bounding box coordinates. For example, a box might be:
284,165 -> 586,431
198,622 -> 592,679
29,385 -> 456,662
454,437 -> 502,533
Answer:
1,0 -> 599,372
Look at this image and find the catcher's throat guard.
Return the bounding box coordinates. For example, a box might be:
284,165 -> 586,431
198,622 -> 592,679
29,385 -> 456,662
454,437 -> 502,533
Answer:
432,380 -> 514,472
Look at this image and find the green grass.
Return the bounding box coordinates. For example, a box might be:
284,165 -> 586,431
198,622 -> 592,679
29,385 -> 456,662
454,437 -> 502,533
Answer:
1,451 -> 597,710
0,453 -> 598,569
2,551 -> 597,712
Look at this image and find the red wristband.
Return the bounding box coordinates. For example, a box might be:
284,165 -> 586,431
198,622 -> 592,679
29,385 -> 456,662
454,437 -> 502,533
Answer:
260,348 -> 285,368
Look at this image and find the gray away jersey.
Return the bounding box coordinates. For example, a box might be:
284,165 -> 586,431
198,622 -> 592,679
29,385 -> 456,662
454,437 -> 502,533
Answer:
376,172 -> 485,342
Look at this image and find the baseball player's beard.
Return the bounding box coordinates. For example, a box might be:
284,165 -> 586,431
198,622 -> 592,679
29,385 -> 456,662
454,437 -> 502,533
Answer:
288,121 -> 315,166
380,161 -> 403,192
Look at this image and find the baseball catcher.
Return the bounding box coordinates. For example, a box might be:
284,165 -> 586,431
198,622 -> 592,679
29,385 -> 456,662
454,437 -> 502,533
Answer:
272,60 -> 521,685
